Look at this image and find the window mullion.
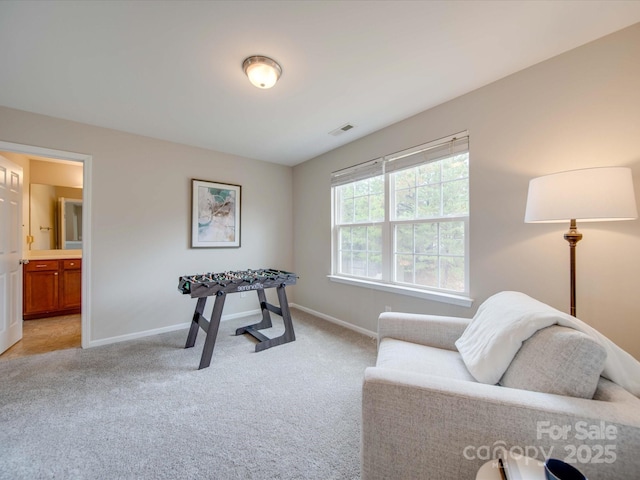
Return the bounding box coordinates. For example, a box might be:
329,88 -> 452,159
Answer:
365,226 -> 370,278
436,222 -> 441,289
382,172 -> 392,283
332,189 -> 339,274
439,162 -> 445,217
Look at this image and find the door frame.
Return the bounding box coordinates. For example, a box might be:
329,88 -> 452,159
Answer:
0,141 -> 92,349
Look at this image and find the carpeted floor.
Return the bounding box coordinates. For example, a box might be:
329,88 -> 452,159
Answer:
0,308 -> 377,480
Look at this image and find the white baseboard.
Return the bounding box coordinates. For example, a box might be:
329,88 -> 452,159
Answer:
289,303 -> 377,339
87,308 -> 262,348
86,305 -> 375,349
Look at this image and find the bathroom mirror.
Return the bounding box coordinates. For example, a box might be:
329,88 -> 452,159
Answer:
30,184 -> 83,251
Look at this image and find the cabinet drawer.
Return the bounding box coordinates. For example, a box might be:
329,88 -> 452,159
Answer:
25,260 -> 59,272
62,259 -> 82,270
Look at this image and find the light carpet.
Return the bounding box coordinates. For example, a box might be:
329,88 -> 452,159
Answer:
0,308 -> 377,480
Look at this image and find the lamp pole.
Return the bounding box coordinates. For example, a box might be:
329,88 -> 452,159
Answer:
563,219 -> 582,317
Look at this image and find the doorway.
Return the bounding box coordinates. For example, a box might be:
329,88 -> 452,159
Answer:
0,141 -> 92,358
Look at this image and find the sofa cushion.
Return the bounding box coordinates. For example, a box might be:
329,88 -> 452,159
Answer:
500,325 -> 606,398
377,338 -> 476,382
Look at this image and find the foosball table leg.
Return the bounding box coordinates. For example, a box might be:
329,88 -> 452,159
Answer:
185,297 -> 207,349
251,284 -> 295,351
255,288 -> 274,329
236,284 -> 295,353
198,291 -> 226,370
234,289 -> 272,336
276,284 -> 295,344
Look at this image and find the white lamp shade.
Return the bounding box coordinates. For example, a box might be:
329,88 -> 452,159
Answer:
525,167 -> 638,223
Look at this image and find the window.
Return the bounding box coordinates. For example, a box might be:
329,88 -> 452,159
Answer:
331,133 -> 469,298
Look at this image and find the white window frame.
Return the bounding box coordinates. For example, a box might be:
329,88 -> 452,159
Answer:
329,132 -> 472,307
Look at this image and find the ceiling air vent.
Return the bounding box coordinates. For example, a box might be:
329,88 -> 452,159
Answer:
329,123 -> 355,136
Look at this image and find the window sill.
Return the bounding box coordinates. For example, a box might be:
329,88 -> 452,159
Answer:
327,275 -> 474,308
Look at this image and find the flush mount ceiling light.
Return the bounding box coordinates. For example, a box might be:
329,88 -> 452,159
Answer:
242,55 -> 282,89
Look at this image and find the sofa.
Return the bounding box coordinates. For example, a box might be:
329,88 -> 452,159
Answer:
361,292 -> 640,479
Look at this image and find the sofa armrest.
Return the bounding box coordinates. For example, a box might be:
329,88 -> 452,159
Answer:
377,312 -> 470,351
362,367 -> 640,480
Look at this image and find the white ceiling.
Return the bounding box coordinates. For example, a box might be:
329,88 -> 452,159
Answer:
1,1 -> 640,166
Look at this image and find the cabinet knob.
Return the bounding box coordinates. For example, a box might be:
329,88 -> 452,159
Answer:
54,272 -> 58,276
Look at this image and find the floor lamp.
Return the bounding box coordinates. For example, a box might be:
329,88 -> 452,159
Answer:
524,167 -> 637,317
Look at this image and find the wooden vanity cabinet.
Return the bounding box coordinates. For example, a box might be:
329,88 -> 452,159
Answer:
23,260 -> 59,318
23,258 -> 82,320
59,259 -> 81,310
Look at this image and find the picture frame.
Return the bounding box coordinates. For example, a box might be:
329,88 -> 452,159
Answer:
191,179 -> 241,248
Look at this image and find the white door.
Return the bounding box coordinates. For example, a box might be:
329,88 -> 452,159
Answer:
0,155 -> 23,354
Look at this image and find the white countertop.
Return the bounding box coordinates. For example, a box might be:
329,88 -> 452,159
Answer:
27,249 -> 82,260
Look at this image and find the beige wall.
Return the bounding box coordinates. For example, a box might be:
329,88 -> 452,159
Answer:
30,159 -> 83,187
293,24 -> 640,359
0,109 -> 294,343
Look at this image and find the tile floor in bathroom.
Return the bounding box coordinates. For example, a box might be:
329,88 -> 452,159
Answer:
0,314 -> 81,360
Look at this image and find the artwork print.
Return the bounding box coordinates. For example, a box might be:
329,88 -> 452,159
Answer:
191,179 -> 241,248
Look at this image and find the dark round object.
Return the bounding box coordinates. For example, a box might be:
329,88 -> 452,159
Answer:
544,458 -> 587,480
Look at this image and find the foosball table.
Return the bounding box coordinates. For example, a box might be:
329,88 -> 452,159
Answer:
178,268 -> 298,369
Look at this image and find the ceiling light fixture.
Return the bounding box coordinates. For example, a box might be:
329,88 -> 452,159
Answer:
242,55 -> 282,89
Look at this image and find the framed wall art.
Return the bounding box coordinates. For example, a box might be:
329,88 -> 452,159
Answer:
191,179 -> 241,248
